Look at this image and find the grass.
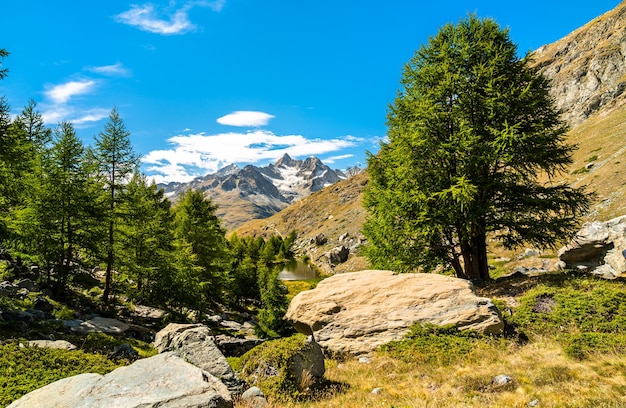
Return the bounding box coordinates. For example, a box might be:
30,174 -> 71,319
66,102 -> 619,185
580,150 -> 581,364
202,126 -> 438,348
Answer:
231,271 -> 626,407
0,341 -> 123,407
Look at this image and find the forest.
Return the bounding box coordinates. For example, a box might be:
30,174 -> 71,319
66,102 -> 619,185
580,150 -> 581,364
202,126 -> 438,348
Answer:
0,62 -> 295,338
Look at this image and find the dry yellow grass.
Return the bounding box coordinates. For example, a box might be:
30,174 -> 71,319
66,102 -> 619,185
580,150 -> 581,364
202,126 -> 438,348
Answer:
235,337 -> 626,408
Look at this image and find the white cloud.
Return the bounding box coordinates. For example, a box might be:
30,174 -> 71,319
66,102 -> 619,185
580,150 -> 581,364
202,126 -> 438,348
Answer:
323,154 -> 354,164
216,111 -> 275,127
143,130 -> 361,184
114,1 -> 225,35
115,4 -> 193,35
44,80 -> 96,104
86,62 -> 130,77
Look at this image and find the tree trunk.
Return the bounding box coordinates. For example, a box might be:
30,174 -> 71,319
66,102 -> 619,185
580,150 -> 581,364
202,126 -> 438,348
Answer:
102,219 -> 114,303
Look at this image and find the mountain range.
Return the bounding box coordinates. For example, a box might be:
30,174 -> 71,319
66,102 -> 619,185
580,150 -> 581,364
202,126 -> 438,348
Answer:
159,154 -> 346,230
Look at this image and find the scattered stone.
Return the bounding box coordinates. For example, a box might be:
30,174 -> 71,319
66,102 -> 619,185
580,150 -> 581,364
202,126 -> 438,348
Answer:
70,317 -> 130,335
214,335 -> 264,357
492,374 -> 513,387
241,387 -> 268,408
286,270 -> 503,355
371,387 -> 383,395
27,340 -> 77,351
0,281 -> 18,297
358,356 -> 371,364
339,232 -> 350,241
7,352 -> 233,408
529,399 -> 540,407
314,234 -> 328,245
33,296 -> 54,313
111,343 -> 139,359
328,246 -> 350,264
15,279 -> 37,291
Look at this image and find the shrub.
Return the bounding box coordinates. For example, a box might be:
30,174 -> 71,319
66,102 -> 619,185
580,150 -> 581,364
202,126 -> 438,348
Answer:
0,341 -> 122,406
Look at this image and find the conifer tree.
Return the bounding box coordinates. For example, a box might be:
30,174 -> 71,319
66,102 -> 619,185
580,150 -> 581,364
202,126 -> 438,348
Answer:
90,107 -> 139,303
364,15 -> 591,280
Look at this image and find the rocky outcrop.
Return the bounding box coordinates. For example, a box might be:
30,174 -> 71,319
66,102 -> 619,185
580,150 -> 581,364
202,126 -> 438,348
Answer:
533,2 -> 626,127
285,270 -> 503,355
558,215 -> 626,278
7,352 -> 232,408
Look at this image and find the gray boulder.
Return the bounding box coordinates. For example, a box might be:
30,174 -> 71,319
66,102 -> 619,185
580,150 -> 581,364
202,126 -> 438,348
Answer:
154,323 -> 245,395
558,215 -> 626,278
286,270 -> 503,355
70,316 -> 130,334
7,352 -> 232,408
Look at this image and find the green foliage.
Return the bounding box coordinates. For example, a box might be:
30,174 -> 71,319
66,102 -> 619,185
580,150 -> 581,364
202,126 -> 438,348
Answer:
0,341 -> 122,407
77,332 -> 157,359
509,272 -> 626,358
380,324 -> 509,366
174,189 -> 229,305
256,262 -> 293,339
363,15 -> 591,280
237,334 -> 310,401
89,107 -> 140,303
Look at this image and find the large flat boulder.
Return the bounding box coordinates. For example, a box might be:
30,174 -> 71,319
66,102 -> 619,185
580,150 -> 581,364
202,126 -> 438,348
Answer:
558,215 -> 626,278
285,270 -> 503,355
7,352 -> 232,408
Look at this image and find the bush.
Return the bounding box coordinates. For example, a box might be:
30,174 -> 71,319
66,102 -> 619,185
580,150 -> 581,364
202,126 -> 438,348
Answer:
509,272 -> 626,358
0,341 -> 122,406
379,323 -> 508,366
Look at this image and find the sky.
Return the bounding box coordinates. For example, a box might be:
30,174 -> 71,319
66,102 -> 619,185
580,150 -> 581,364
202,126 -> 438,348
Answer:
0,1 -> 620,184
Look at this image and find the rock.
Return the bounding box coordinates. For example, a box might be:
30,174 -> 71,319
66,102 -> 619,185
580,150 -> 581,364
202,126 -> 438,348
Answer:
285,270 -> 503,355
492,374 -> 513,387
27,340 -> 77,350
289,335 -> 325,387
33,296 -> 54,313
15,279 -> 37,291
241,387 -> 268,408
214,334 -> 264,357
371,387 -> 383,394
7,352 -> 232,408
111,343 -> 139,359
529,399 -> 540,407
558,215 -> 626,278
314,234 -> 328,245
70,317 -> 130,334
0,281 -> 18,297
153,323 -> 205,352
154,324 -> 245,395
328,246 -> 350,264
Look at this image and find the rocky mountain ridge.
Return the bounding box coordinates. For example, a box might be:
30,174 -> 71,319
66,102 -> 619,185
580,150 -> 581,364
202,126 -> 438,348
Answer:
532,1 -> 626,127
159,154 -> 346,230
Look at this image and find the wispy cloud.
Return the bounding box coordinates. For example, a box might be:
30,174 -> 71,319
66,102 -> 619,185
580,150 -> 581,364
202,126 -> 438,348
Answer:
44,80 -> 96,104
86,62 -> 131,77
217,111 -> 275,127
115,1 -> 225,35
143,130 -> 361,184
40,79 -> 108,127
115,4 -> 194,35
323,154 -> 354,164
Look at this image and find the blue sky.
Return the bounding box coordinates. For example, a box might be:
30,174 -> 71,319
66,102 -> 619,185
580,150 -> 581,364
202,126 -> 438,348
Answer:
0,1 -> 619,183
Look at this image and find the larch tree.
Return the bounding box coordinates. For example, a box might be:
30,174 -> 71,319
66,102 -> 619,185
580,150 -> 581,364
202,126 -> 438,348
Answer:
90,107 -> 139,303
363,15 -> 591,280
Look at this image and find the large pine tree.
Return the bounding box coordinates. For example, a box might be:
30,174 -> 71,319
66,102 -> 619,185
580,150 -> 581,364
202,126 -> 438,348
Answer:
363,15 -> 591,280
90,107 -> 139,303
